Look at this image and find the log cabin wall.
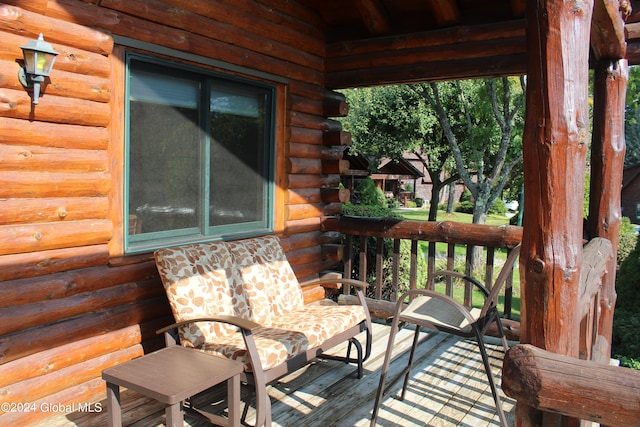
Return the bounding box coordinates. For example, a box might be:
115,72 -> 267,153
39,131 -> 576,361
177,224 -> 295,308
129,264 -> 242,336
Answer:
0,1 -> 346,424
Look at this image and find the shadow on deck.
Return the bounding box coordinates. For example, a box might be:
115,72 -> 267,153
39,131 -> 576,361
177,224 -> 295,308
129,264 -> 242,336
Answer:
40,322 -> 515,427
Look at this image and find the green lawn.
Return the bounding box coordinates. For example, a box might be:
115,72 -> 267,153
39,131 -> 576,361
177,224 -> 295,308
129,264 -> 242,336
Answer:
395,208 -> 521,318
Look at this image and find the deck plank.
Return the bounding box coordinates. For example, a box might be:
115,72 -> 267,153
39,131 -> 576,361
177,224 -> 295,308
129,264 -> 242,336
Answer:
34,322 -> 515,426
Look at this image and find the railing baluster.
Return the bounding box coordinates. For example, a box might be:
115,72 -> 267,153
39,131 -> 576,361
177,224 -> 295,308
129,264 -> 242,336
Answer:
375,237 -> 384,300
343,234 -> 353,294
392,239 -> 400,301
410,240 -> 418,291
446,243 -> 455,297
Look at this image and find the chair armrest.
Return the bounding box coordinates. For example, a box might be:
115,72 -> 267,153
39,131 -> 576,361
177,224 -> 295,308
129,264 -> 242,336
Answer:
156,315 -> 261,336
305,277 -> 369,291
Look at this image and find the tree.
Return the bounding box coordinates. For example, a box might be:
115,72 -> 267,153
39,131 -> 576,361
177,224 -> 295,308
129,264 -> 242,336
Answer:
624,66 -> 640,167
340,85 -> 458,221
411,77 -> 525,224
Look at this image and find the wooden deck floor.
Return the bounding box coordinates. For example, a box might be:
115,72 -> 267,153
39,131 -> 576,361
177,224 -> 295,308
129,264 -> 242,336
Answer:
41,322 -> 516,427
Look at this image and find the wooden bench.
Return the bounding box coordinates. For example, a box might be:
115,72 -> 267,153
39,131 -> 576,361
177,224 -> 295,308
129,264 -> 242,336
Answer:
154,235 -> 372,427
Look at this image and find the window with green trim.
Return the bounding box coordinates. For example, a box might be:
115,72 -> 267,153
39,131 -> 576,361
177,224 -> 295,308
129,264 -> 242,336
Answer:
125,54 -> 275,252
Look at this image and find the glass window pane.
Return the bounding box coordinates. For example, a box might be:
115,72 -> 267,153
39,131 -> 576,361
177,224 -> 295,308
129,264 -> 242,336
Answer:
209,85 -> 268,226
128,66 -> 201,235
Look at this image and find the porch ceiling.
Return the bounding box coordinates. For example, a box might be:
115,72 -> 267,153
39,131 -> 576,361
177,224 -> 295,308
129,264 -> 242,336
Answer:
296,0 -> 638,88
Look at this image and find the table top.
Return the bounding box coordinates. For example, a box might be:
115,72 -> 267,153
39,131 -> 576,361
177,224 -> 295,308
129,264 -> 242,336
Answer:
102,346 -> 244,405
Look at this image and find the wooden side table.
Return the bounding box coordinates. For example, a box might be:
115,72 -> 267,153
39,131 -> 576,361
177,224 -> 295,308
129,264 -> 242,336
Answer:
102,346 -> 244,427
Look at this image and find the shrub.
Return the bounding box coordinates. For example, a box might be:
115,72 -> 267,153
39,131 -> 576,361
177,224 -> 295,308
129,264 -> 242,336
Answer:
612,233 -> 640,367
489,198 -> 507,215
341,206 -> 427,300
617,217 -> 637,266
455,201 -> 474,214
356,177 -> 386,207
415,198 -> 424,207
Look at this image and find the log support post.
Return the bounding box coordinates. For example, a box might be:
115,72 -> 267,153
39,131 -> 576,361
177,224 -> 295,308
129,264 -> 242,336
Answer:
520,0 -> 593,425
587,59 -> 628,363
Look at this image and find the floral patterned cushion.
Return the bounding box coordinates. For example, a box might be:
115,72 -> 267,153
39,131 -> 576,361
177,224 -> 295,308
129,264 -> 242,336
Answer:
154,242 -> 250,346
226,235 -> 304,325
154,235 -> 367,372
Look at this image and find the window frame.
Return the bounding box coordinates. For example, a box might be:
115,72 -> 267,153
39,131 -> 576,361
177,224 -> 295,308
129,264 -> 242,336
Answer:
123,52 -> 277,254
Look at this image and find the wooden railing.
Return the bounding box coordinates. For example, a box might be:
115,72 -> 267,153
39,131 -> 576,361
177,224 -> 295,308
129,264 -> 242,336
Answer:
324,216 -> 523,322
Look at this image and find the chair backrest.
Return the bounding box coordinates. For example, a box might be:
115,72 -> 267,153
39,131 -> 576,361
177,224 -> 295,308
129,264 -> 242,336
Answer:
154,235 -> 305,347
480,244 -> 521,317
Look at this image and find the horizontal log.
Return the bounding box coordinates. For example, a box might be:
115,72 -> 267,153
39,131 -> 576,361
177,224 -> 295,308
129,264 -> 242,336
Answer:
0,376 -> 107,426
288,157 -> 322,174
279,230 -> 340,252
289,188 -> 322,205
324,97 -> 349,117
0,60 -> 111,104
290,111 -> 343,132
285,217 -> 321,234
288,173 -> 341,189
0,219 -> 113,256
291,93 -> 325,116
329,216 -> 523,248
0,144 -> 108,173
322,243 -> 344,263
327,53 -> 528,89
0,322 -> 151,388
287,80 -> 343,102
290,127 -> 324,145
0,244 -> 110,282
0,117 -> 109,150
321,187 -> 350,203
0,30 -> 112,80
0,171 -> 111,198
0,197 -> 109,225
1,345 -> 142,412
0,88 -> 111,127
0,296 -> 171,364
291,259 -> 341,281
302,285 -> 327,305
323,202 -> 342,216
0,0 -> 48,14
101,0 -> 323,72
0,279 -> 162,336
503,344 -> 640,426
47,0 -> 324,85
289,142 -> 348,160
322,159 -> 350,175
0,4 -> 114,55
0,260 -> 159,308
285,245 -> 322,267
173,0 -> 325,55
327,36 -> 526,74
286,203 -> 324,221
323,130 -> 352,146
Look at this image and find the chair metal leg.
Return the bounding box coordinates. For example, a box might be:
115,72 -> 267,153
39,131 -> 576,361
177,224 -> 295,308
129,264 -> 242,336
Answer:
400,324 -> 421,400
475,331 -> 508,427
371,313 -> 403,426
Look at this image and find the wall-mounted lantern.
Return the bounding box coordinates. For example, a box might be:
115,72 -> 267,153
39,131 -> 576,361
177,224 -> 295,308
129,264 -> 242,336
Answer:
18,33 -> 59,105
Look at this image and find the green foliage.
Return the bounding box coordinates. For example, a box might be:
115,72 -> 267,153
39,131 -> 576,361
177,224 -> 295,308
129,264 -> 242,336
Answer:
342,203 -> 398,218
624,66 -> 640,167
455,201 -> 474,214
488,198 -> 507,215
342,204 -> 427,300
617,217 -> 638,266
414,198 -> 424,207
355,177 -> 386,207
612,233 -> 640,365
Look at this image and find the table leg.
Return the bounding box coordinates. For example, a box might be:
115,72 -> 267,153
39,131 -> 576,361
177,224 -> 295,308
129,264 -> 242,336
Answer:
106,382 -> 122,427
165,402 -> 184,427
228,374 -> 240,427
